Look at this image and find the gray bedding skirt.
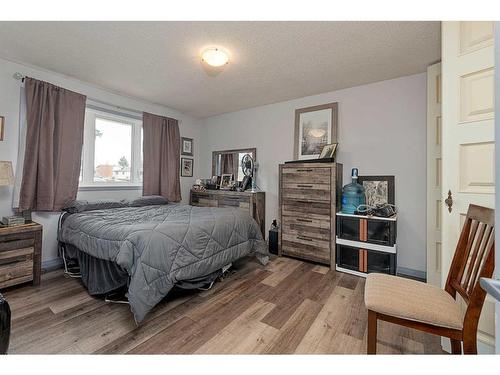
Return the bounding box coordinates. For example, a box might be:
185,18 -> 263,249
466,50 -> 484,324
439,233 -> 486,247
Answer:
65,243 -> 225,296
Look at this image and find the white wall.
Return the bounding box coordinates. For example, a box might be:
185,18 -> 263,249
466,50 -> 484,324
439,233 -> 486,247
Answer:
199,73 -> 427,274
0,57 -> 202,264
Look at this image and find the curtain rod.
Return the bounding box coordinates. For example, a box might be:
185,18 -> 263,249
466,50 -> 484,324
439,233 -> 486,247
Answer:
13,72 -> 145,117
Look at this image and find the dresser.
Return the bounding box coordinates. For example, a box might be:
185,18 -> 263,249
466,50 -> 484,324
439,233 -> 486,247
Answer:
0,222 -> 42,289
278,162 -> 342,266
190,190 -> 266,237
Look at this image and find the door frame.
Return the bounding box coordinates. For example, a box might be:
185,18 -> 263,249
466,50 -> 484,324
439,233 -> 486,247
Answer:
495,21 -> 500,355
426,62 -> 442,287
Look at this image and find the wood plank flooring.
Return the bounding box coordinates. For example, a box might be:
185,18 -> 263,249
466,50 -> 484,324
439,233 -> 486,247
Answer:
3,256 -> 444,354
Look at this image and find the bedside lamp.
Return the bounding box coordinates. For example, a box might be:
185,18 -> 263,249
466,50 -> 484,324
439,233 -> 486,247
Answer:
0,161 -> 14,187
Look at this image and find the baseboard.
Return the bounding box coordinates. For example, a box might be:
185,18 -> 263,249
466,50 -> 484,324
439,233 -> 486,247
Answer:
397,267 -> 426,282
42,257 -> 63,272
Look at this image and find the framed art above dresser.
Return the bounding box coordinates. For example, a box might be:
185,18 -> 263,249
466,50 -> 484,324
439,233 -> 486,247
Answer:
278,162 -> 343,267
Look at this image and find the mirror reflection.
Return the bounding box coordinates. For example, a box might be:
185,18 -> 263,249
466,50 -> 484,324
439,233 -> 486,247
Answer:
212,148 -> 256,182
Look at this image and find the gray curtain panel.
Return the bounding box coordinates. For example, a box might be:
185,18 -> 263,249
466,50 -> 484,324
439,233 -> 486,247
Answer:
220,153 -> 234,175
19,78 -> 86,211
142,112 -> 181,201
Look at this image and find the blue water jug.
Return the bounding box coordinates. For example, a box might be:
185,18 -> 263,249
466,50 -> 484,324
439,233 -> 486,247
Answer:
341,168 -> 365,214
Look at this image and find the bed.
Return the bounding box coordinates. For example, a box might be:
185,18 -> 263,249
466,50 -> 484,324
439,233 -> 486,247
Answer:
58,197 -> 268,323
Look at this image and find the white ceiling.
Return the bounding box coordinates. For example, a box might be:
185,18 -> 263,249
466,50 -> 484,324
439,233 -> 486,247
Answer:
0,22 -> 440,118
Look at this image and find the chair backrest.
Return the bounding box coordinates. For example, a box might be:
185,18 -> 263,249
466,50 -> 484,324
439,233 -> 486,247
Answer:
444,204 -> 495,329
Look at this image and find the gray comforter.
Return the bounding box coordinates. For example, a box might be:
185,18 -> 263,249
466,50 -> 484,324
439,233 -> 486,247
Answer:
59,203 -> 268,323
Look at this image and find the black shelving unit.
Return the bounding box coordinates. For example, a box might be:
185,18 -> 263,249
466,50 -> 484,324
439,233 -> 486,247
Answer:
335,212 -> 397,277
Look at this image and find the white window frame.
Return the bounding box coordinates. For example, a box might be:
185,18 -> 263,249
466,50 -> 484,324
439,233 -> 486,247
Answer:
79,107 -> 143,190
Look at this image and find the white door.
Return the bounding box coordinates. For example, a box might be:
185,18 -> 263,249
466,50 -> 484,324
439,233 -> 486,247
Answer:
426,62 -> 442,287
442,21 -> 495,353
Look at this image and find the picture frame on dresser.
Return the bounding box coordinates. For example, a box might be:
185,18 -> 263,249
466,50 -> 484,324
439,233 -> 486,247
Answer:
293,102 -> 338,160
220,174 -> 233,190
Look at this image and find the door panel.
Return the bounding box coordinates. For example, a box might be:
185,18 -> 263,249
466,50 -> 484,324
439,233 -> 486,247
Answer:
427,62 -> 442,287
442,21 -> 495,352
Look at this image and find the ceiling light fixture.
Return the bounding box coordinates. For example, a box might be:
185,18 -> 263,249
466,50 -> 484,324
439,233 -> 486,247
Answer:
201,47 -> 229,67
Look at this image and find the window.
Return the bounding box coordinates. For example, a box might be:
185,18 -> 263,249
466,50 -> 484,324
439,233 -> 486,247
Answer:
80,107 -> 143,188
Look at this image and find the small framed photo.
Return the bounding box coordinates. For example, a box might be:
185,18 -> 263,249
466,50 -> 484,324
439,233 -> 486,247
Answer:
220,174 -> 233,190
319,143 -> 338,159
0,116 -> 4,141
181,158 -> 194,177
358,175 -> 395,206
181,137 -> 194,156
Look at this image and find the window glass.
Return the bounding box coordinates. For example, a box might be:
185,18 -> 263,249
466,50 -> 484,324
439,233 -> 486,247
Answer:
93,117 -> 132,183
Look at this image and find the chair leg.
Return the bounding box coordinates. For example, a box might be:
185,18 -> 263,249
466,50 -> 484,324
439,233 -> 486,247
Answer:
463,333 -> 477,354
450,339 -> 462,354
367,310 -> 377,354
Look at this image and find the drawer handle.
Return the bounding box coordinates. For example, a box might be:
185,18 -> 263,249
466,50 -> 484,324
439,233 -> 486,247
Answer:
296,169 -> 313,172
297,235 -> 314,241
0,258 -> 21,266
297,184 -> 313,188
297,200 -> 313,204
296,218 -> 313,223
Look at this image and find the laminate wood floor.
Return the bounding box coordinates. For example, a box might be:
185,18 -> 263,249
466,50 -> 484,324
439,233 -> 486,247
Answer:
3,256 -> 444,354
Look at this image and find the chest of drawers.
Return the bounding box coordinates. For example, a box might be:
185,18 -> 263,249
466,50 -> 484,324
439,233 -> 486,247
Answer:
278,163 -> 343,266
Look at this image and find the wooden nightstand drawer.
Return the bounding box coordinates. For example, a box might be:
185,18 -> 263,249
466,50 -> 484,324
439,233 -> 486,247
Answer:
0,258 -> 34,288
0,246 -> 35,288
0,238 -> 35,253
0,223 -> 42,289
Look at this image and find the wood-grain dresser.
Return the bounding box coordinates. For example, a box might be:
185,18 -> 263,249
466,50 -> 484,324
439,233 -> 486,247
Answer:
190,190 -> 266,237
278,162 -> 343,267
0,222 -> 42,289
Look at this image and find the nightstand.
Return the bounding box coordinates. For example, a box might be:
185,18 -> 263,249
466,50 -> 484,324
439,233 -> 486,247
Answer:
0,222 -> 42,288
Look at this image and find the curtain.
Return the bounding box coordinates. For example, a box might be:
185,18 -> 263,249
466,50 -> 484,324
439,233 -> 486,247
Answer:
220,153 -> 235,175
142,112 -> 181,201
18,78 -> 86,211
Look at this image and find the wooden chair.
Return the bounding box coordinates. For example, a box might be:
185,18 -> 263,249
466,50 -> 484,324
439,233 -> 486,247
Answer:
365,204 -> 495,354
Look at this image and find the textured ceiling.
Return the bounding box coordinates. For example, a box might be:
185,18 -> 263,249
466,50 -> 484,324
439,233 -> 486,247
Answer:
0,21 -> 440,118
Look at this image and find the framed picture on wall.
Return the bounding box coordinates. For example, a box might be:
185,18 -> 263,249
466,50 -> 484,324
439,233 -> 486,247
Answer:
181,158 -> 194,177
358,175 -> 395,206
181,137 -> 194,156
0,116 -> 4,141
294,102 -> 338,160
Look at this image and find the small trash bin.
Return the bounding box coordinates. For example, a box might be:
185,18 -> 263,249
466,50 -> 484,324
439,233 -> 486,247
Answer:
0,292 -> 10,354
269,219 -> 279,255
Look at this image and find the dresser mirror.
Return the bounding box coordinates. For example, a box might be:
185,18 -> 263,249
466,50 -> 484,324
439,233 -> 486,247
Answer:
212,148 -> 256,182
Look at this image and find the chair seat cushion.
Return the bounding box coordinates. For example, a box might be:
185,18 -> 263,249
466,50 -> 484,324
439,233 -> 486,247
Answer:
365,273 -> 463,330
